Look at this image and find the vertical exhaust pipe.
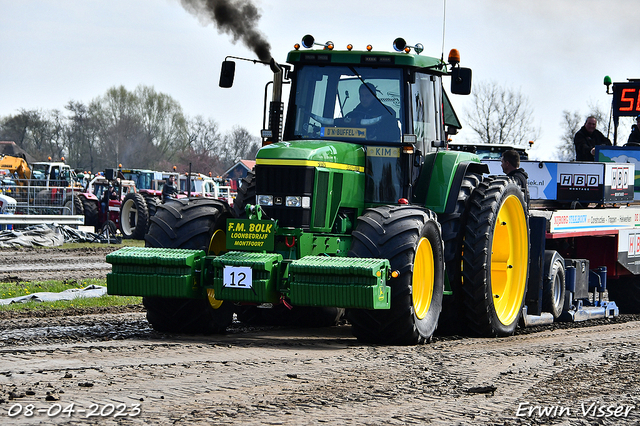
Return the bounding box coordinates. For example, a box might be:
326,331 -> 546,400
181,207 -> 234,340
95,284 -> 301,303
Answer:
264,58 -> 284,146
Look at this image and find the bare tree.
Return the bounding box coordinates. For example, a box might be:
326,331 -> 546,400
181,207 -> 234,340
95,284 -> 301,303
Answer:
161,115 -> 225,174
220,126 -> 260,169
135,85 -> 188,165
557,110 -> 582,161
464,81 -> 539,146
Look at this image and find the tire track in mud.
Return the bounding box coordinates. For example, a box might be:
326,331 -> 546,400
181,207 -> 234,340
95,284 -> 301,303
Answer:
1,318 -> 639,425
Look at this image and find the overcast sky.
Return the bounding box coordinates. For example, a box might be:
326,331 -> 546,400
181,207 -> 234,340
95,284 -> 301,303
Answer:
1,0 -> 639,160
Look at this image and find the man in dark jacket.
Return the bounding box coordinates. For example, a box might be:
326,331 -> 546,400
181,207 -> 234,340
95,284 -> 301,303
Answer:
501,149 -> 530,207
625,115 -> 640,147
161,176 -> 178,202
574,116 -> 611,161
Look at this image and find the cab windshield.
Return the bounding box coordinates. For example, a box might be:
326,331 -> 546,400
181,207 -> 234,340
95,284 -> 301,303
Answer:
287,66 -> 403,143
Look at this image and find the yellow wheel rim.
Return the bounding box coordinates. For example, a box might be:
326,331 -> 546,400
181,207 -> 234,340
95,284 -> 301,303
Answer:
206,288 -> 223,309
491,194 -> 528,326
413,237 -> 435,320
208,229 -> 226,255
206,229 -> 227,309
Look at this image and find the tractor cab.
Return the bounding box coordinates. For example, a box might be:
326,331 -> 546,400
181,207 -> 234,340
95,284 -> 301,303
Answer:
280,36 -> 471,205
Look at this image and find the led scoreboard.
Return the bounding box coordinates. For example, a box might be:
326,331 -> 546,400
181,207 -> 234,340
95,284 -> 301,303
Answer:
612,82 -> 640,117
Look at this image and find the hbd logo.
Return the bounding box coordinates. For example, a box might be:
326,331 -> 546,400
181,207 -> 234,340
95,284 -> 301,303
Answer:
560,174 -> 599,187
611,166 -> 630,190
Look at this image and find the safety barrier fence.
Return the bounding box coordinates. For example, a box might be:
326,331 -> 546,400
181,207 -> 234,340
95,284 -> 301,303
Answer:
0,183 -> 84,215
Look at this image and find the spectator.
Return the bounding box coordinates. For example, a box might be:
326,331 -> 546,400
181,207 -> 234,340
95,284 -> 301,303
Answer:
162,176 -> 178,202
574,116 -> 612,161
101,184 -> 117,214
501,149 -> 530,207
624,115 -> 640,147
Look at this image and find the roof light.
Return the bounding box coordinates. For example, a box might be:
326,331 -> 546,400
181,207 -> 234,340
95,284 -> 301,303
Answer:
294,43 -> 300,50
448,49 -> 461,66
326,42 -> 334,50
347,44 -> 353,51
366,44 -> 373,51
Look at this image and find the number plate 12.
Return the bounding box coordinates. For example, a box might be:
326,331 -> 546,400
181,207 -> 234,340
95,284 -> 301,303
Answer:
223,266 -> 253,289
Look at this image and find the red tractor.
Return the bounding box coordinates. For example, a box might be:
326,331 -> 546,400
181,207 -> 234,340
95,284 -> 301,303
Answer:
75,169 -> 144,236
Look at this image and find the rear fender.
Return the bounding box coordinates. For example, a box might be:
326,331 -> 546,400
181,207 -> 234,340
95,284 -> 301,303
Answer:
413,151 -> 487,213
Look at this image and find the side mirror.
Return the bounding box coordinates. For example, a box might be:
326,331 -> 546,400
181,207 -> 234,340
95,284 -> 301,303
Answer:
219,60 -> 236,88
450,67 -> 472,95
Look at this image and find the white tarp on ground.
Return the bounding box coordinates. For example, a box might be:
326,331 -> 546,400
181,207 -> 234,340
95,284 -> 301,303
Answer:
0,285 -> 107,305
0,224 -> 120,248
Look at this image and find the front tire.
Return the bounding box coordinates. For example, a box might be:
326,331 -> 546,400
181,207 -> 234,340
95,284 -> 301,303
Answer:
461,177 -> 529,337
143,197 -> 235,334
347,206 -> 444,345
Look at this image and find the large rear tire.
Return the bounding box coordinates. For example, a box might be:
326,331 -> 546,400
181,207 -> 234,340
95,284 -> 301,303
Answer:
120,192 -> 149,240
461,177 -> 529,337
142,194 -> 158,231
62,195 -> 84,217
81,197 -> 99,228
436,172 -> 481,335
347,206 -> 444,345
143,197 -> 234,334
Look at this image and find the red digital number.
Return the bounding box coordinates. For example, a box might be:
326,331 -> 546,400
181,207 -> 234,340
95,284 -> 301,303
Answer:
620,88 -> 637,111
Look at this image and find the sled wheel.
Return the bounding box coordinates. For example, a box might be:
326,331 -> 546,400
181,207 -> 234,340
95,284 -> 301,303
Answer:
461,177 -> 529,337
120,192 -> 150,240
607,276 -> 640,314
143,197 -> 235,334
542,256 -> 566,319
347,206 -> 444,345
437,172 -> 481,335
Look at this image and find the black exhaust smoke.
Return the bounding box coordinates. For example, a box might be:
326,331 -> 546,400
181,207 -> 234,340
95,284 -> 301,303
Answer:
179,0 -> 271,62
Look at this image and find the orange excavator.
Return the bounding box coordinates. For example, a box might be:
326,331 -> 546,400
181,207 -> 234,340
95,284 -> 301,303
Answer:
0,154 -> 31,184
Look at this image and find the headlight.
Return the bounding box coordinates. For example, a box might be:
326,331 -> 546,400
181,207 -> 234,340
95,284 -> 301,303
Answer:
286,196 -> 301,207
257,195 -> 273,206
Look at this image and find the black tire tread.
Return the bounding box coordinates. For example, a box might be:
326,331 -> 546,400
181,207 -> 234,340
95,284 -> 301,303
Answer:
143,197 -> 235,334
347,206 -> 444,345
461,176 -> 529,337
436,173 -> 481,335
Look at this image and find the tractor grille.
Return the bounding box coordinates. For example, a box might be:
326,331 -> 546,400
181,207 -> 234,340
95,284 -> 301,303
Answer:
255,165 -> 314,228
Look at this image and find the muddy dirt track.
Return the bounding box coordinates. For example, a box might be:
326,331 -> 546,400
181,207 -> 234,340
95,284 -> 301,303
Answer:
1,247 -> 640,425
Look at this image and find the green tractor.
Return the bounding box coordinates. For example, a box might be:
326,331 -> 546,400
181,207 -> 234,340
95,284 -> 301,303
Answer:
107,35 -> 529,344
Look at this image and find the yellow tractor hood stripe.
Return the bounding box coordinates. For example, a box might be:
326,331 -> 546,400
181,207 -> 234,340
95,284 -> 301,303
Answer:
256,158 -> 364,173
